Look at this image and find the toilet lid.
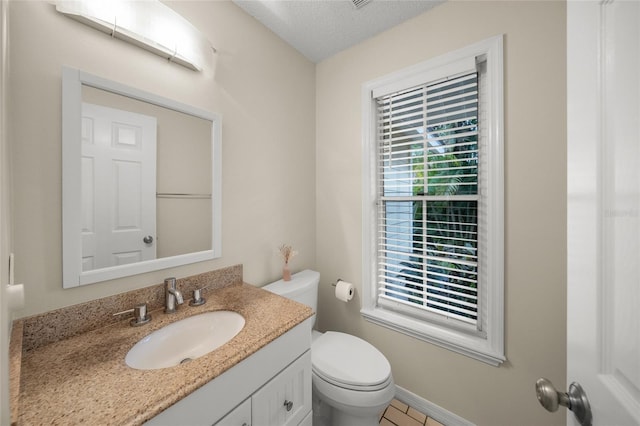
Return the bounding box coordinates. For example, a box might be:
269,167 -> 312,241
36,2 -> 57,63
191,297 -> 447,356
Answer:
311,332 -> 391,390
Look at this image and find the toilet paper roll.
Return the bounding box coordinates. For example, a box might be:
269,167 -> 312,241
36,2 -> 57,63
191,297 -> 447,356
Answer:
7,283 -> 25,311
335,280 -> 354,302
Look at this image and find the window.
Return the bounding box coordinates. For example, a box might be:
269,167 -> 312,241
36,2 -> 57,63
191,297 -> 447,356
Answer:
361,36 -> 504,366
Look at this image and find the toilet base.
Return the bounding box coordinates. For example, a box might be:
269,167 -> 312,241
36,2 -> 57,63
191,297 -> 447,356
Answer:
331,409 -> 383,426
313,396 -> 383,426
312,374 -> 395,426
312,395 -> 332,426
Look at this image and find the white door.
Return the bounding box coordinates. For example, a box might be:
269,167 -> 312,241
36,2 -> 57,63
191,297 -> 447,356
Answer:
81,103 -> 157,271
564,1 -> 640,425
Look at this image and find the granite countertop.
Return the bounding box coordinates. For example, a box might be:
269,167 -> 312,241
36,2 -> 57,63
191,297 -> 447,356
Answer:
10,321 -> 23,425
16,283 -> 313,426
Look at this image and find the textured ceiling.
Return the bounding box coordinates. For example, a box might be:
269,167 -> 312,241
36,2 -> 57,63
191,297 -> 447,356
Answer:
232,0 -> 444,63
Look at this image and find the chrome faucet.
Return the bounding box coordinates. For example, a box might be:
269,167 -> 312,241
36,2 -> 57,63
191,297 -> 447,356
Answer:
164,277 -> 184,313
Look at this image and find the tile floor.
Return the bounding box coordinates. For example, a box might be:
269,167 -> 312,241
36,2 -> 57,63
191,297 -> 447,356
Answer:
380,399 -> 445,426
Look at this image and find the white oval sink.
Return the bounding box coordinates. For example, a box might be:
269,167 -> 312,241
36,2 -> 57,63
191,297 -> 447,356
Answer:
125,311 -> 245,370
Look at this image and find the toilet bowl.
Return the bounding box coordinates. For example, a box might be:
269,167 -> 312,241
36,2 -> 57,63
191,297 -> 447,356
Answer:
264,270 -> 395,426
311,331 -> 395,426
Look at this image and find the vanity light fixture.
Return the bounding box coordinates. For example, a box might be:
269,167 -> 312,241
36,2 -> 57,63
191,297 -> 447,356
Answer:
55,0 -> 212,71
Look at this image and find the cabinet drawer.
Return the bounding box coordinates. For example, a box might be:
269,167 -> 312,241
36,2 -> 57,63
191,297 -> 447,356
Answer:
214,398 -> 251,426
252,351 -> 312,426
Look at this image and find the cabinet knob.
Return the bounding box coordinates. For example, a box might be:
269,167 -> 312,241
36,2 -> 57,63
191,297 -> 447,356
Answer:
283,400 -> 293,412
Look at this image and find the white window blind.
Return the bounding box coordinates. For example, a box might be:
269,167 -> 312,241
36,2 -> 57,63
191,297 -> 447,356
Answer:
362,36 -> 503,366
376,71 -> 480,326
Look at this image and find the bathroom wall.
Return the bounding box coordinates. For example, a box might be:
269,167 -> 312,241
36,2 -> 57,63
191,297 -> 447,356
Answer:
8,0 -> 316,317
1,0 -> 11,422
315,1 -> 566,425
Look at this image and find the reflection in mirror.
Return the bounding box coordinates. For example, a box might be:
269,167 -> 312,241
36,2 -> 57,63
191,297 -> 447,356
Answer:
62,67 -> 221,288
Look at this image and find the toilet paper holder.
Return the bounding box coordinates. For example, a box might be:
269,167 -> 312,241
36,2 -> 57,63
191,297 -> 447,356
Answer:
332,278 -> 354,302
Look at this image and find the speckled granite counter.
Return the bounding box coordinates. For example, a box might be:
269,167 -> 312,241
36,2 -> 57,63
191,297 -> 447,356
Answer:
16,282 -> 313,425
10,320 -> 23,426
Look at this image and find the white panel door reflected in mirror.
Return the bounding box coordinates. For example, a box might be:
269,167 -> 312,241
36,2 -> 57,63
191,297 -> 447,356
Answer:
62,67 -> 221,288
81,103 -> 157,271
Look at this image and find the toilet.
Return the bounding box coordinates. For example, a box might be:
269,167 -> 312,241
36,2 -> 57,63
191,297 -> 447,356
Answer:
264,269 -> 395,426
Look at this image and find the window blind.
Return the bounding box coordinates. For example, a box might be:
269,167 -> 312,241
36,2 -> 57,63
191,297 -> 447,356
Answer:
376,72 -> 480,326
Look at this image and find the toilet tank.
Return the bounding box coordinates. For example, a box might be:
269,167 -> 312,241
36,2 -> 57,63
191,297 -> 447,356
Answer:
263,269 -> 319,315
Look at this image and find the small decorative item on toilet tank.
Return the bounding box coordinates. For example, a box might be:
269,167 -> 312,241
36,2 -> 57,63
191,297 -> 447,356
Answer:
278,244 -> 297,282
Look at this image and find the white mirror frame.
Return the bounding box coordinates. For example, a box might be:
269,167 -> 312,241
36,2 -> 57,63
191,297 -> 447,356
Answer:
62,67 -> 222,288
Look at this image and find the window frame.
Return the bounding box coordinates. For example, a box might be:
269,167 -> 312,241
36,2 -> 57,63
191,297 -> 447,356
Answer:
361,35 -> 505,366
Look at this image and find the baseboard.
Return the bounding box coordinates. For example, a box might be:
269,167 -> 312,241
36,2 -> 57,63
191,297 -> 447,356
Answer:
395,385 -> 476,426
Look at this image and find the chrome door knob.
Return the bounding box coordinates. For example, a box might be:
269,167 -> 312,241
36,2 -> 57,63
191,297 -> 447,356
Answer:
536,378 -> 592,426
143,235 -> 154,244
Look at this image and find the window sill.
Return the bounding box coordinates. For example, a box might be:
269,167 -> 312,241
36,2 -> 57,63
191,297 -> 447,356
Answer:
361,306 -> 506,367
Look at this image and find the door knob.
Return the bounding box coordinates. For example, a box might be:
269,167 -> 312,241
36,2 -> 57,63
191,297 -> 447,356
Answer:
283,400 -> 293,411
143,235 -> 153,244
535,378 -> 592,426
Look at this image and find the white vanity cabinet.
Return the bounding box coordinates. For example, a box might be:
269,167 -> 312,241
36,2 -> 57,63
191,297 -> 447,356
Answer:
214,351 -> 311,426
251,351 -> 311,426
145,317 -> 313,426
216,397 -> 252,425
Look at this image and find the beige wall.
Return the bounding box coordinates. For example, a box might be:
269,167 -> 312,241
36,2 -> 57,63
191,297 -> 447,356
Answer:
8,0 -> 316,316
315,1 -> 566,425
1,0 -> 11,421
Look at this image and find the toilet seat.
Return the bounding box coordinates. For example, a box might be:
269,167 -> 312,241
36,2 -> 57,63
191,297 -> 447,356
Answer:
311,331 -> 391,392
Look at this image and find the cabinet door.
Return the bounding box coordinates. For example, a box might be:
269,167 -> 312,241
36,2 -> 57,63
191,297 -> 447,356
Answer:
298,410 -> 312,426
214,398 -> 251,426
252,351 -> 312,426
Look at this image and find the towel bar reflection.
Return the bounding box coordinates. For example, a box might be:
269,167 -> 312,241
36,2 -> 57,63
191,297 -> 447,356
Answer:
156,193 -> 212,199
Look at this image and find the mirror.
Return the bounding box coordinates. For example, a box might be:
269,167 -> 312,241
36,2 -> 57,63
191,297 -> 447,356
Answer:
62,67 -> 221,288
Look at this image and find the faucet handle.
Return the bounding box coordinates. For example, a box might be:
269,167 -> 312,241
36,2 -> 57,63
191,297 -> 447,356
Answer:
114,303 -> 152,327
189,287 -> 207,306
